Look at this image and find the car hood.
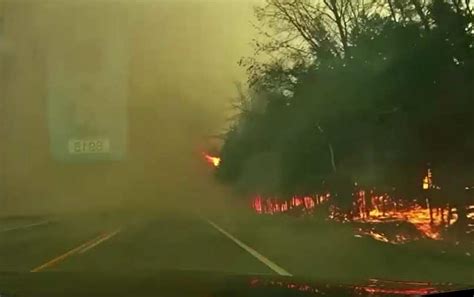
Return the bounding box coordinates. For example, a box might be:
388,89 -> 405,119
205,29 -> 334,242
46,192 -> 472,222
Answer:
0,270 -> 471,297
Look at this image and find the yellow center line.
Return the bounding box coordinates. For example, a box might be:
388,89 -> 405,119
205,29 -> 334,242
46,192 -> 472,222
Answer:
30,230 -> 115,273
78,228 -> 121,254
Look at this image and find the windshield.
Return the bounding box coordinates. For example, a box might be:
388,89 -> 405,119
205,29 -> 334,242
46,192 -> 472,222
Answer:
0,0 -> 473,296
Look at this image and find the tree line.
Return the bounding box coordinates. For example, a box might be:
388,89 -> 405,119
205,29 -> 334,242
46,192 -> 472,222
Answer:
216,0 -> 473,224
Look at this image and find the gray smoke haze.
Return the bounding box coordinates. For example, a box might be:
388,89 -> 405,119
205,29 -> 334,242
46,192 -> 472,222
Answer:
0,0 -> 259,216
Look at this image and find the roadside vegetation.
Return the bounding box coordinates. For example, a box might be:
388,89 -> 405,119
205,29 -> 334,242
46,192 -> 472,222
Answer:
215,0 -> 474,242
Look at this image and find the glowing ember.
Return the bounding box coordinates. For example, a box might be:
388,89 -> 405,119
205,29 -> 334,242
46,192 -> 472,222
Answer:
358,229 -> 391,243
422,168 -> 433,190
203,153 -> 221,167
252,195 -> 330,215
241,165 -> 473,244
251,193 -> 473,244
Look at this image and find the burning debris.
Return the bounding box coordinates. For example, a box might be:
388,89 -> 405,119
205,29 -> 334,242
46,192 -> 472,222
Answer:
249,193 -> 473,244
203,156 -> 473,245
355,222 -> 426,244
203,153 -> 221,167
251,195 -> 330,215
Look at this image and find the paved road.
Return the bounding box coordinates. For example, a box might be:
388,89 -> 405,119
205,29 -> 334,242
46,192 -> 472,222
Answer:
0,213 -> 275,276
1,211 -> 473,286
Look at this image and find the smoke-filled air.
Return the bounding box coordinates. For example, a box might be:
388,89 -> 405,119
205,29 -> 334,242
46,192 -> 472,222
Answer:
0,0 -> 473,294
1,0 -> 258,215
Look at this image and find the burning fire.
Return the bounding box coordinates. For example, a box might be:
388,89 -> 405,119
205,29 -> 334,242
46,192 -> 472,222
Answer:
249,168 -> 473,244
203,153 -> 221,167
352,190 -> 456,240
251,193 -> 473,244
422,168 -> 433,190
252,194 -> 330,215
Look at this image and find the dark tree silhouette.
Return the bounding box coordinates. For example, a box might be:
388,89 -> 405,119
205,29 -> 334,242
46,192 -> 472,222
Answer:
218,0 -> 474,228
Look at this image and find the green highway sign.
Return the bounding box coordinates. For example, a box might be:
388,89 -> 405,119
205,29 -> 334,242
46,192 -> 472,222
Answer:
46,19 -> 129,162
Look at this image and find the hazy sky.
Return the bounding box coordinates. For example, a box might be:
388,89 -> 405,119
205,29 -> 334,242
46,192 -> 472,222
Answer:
128,0 -> 260,131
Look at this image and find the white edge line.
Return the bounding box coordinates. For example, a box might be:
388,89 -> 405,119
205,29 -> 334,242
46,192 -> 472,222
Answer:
205,218 -> 292,277
0,220 -> 51,233
78,229 -> 121,254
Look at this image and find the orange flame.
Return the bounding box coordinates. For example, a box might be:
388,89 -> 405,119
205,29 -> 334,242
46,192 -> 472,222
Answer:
204,153 -> 221,167
251,193 -> 473,243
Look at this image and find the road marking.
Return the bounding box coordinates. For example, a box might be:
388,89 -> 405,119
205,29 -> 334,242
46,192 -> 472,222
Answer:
205,218 -> 292,276
0,220 -> 51,233
30,233 -> 106,272
30,229 -> 120,273
78,228 -> 121,254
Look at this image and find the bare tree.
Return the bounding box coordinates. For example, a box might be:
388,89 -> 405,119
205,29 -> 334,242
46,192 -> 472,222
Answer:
251,0 -> 392,63
322,0 -> 351,52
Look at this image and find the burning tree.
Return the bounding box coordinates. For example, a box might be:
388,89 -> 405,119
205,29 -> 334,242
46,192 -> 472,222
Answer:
217,0 -> 474,234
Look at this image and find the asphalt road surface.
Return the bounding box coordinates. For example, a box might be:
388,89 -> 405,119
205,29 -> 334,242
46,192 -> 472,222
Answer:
1,211 -> 473,286
0,212 -> 277,276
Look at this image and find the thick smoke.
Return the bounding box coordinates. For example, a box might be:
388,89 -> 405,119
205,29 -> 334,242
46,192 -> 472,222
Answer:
0,0 -> 258,216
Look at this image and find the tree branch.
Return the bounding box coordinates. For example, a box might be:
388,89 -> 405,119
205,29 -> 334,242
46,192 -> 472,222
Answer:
323,0 -> 349,53
387,0 -> 398,22
464,0 -> 472,15
271,0 -> 320,51
410,0 -> 430,30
